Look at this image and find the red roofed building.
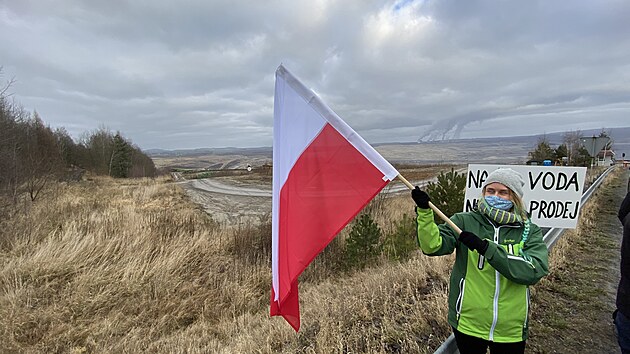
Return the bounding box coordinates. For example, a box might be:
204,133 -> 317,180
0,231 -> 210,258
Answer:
596,149 -> 615,166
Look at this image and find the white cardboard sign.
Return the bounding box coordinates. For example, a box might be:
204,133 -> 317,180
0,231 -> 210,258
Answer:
464,164 -> 587,229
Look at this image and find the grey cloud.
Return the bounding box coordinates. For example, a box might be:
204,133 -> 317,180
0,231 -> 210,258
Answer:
1,0 -> 629,149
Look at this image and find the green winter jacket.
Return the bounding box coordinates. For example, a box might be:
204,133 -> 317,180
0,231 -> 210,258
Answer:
416,207 -> 549,342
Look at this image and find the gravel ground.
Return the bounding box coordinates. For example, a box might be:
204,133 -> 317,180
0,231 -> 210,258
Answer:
178,179 -> 272,225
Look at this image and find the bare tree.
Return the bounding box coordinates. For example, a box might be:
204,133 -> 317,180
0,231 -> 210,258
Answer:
21,112 -> 64,201
129,144 -> 157,178
82,126 -> 115,175
0,66 -> 15,98
562,130 -> 583,166
0,68 -> 20,208
0,98 -> 29,206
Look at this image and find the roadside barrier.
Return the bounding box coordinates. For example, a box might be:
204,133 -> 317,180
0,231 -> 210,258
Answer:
433,165 -> 617,354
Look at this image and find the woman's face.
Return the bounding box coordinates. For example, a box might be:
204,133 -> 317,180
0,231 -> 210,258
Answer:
484,182 -> 512,201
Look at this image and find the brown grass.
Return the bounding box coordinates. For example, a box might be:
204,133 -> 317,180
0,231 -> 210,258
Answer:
527,166 -> 623,352
0,174 -> 454,353
1,164 -> 614,353
536,165 -> 612,272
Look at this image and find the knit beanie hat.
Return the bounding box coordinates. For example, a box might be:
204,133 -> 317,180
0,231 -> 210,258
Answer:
483,168 -> 525,198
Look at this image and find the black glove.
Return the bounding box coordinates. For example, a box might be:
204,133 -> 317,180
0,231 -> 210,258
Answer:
411,186 -> 430,209
459,231 -> 489,254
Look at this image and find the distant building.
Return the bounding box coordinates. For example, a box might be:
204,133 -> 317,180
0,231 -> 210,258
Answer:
596,149 -> 615,166
617,158 -> 630,168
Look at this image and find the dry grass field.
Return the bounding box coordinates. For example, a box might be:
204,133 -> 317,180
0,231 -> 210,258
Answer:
0,172 -> 457,353
0,165 -> 620,353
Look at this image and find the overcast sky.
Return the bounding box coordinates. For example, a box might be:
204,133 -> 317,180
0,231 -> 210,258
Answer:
1,0 -> 629,150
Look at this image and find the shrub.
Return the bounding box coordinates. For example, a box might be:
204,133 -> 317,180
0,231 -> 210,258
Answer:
382,213 -> 417,261
425,168 -> 466,224
344,212 -> 383,270
195,171 -> 212,179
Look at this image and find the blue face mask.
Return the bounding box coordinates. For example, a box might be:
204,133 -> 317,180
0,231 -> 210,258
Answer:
484,195 -> 514,211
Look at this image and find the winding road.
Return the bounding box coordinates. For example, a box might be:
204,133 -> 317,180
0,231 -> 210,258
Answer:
177,174 -> 452,197
173,168 -> 466,224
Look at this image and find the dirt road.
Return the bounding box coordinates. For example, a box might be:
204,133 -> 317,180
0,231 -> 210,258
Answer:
175,171 -> 453,225
177,178 -> 271,225
187,179 -> 272,197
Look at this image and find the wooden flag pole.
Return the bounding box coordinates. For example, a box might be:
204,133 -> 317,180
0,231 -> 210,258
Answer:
396,174 -> 463,235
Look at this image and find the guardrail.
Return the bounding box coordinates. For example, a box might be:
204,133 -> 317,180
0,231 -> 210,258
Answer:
433,165 -> 617,354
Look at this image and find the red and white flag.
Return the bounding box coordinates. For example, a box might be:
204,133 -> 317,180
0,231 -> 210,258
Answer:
271,65 -> 399,331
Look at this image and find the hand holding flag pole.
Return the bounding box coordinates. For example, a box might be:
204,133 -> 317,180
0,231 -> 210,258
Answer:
395,174 -> 463,235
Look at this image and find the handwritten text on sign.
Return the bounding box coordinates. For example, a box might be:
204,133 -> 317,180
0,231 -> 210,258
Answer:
464,164 -> 587,229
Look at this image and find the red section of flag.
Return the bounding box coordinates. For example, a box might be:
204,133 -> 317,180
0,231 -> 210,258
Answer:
271,123 -> 389,330
270,281 -> 300,331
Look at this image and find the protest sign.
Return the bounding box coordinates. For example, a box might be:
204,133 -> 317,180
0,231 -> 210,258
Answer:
464,164 -> 587,228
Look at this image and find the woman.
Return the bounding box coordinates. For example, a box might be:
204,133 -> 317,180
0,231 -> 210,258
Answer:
412,168 -> 549,354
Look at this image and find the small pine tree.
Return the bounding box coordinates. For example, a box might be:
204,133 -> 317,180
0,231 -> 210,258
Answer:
425,168 -> 466,224
574,146 -> 593,167
528,136 -> 556,162
555,144 -> 568,164
344,212 -> 382,270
